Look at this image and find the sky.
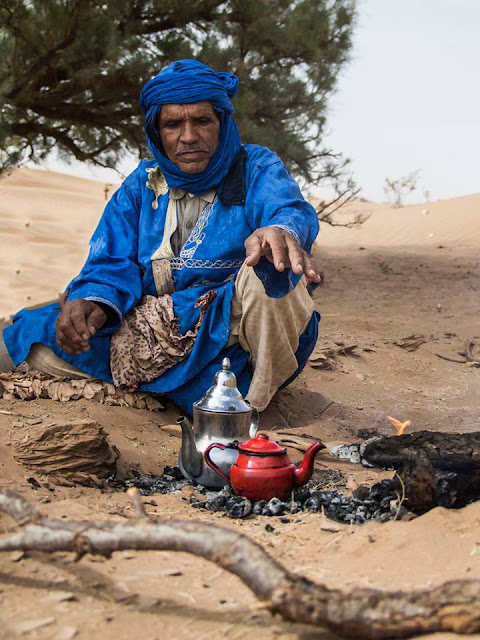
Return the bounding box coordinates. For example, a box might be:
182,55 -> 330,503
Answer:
42,0 -> 480,204
323,0 -> 480,203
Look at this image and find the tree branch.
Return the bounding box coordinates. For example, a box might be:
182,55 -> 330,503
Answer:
1,488 -> 480,638
5,0 -> 84,100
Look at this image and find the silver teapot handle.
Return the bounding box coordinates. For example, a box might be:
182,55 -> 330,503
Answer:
249,406 -> 258,438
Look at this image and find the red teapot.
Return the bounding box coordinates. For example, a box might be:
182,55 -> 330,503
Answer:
204,433 -> 325,503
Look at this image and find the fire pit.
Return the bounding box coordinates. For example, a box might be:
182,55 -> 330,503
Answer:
124,466 -> 404,522
123,429 -> 480,521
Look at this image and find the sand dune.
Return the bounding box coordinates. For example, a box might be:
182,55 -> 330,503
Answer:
319,193 -> 480,247
0,168 -> 114,318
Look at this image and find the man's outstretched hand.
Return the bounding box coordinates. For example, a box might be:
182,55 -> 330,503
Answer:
56,299 -> 107,354
244,226 -> 323,283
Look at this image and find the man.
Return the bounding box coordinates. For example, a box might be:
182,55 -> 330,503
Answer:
1,60 -> 322,426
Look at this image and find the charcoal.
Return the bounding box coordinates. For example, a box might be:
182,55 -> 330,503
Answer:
219,485 -> 235,498
206,494 -> 227,512
120,461 -> 412,525
124,465 -> 190,496
395,506 -> 410,520
352,484 -> 370,501
304,496 -> 322,512
225,497 -> 252,519
308,490 -> 328,506
264,497 -> 285,516
286,501 -> 302,514
293,486 -> 311,504
252,500 -> 267,515
163,465 -> 184,480
380,497 -> 392,509
173,480 -> 190,491
261,503 -> 271,516
194,484 -> 209,494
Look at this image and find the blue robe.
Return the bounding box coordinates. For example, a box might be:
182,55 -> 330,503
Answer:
4,144 -> 320,412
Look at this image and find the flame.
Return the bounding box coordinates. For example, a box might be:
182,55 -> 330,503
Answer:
386,415 -> 412,436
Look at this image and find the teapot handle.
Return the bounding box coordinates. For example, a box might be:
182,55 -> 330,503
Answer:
204,443 -> 231,483
249,407 -> 259,439
245,400 -> 258,439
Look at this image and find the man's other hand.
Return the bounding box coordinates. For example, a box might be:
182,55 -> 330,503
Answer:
56,299 -> 107,354
244,226 -> 323,283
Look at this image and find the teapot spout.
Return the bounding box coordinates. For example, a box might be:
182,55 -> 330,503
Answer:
177,416 -> 204,479
293,441 -> 325,487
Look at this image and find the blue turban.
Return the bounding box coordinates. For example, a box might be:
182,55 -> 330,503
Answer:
140,59 -> 241,194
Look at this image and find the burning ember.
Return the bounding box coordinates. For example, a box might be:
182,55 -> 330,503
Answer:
387,415 -> 412,436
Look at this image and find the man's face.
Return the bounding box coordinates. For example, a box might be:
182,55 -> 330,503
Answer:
158,101 -> 220,174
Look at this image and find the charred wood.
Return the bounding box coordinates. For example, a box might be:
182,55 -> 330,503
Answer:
362,431 -> 480,512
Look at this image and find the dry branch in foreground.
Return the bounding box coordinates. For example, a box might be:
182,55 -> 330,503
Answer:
1,488 -> 480,639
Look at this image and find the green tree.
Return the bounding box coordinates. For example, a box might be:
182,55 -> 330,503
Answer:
0,0 -> 356,191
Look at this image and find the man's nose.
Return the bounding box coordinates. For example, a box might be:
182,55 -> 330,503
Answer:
180,121 -> 198,143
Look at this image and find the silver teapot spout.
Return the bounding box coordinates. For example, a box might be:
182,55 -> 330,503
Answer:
177,416 -> 204,480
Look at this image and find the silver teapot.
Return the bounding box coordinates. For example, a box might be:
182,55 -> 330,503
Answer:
177,357 -> 258,487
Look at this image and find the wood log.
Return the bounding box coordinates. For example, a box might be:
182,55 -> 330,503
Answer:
361,431 -> 480,512
2,488 -> 480,639
362,431 -> 480,472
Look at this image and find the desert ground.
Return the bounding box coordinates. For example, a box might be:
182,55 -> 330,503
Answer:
0,167 -> 479,640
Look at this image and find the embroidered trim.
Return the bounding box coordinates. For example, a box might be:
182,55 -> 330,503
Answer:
179,199 -> 216,259
271,224 -> 300,243
170,257 -> 244,271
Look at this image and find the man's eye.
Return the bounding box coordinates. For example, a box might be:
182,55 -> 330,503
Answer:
164,121 -> 179,128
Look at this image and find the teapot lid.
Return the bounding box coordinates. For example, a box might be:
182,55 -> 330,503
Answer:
238,433 -> 286,455
194,358 -> 251,413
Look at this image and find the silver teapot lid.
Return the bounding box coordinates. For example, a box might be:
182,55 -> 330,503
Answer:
194,358 -> 251,413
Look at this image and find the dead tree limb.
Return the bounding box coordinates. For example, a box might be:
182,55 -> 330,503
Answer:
435,339 -> 480,366
1,488 -> 480,639
465,340 -> 480,365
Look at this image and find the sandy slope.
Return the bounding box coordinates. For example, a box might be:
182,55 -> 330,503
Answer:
318,194 -> 480,248
0,167 -> 480,640
0,168 -> 113,319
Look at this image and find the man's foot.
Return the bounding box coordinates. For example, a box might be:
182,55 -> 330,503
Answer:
258,395 -> 289,431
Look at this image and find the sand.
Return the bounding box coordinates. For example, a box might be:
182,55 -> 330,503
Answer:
0,167 -> 480,640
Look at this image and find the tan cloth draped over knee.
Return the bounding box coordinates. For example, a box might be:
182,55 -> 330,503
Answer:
227,262 -> 315,412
